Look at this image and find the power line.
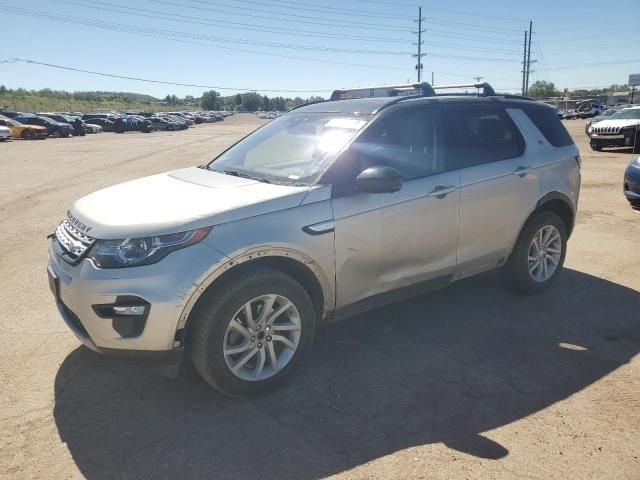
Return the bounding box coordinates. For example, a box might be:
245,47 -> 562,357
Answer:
3,7 -> 410,55
212,0 -> 415,20
425,18 -> 522,35
2,9 -> 411,71
173,0 -> 409,31
5,6 -> 523,65
352,0 -> 528,22
5,58 -> 331,93
46,0 -> 412,43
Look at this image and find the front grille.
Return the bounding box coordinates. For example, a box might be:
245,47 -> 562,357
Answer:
55,217 -> 95,260
593,125 -> 621,135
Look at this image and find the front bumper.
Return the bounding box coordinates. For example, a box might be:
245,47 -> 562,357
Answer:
590,132 -> 636,148
624,163 -> 640,203
48,238 -> 228,355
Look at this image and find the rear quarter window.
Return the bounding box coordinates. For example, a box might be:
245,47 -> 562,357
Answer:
523,105 -> 574,147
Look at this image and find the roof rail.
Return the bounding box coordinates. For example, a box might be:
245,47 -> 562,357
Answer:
430,82 -> 496,96
330,82 -> 435,101
330,81 -> 496,101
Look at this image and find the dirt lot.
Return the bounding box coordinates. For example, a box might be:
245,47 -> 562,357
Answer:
0,114 -> 638,480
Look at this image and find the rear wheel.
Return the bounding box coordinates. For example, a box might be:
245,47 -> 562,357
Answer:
190,268 -> 315,397
504,211 -> 567,295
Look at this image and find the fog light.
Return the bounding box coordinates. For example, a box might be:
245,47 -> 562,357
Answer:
112,305 -> 146,316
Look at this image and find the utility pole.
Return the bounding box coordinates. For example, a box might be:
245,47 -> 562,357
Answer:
431,71 -> 434,85
474,76 -> 483,95
413,7 -> 425,82
522,30 -> 528,95
525,21 -> 533,95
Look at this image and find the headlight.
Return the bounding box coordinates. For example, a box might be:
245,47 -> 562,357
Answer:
89,227 -> 211,268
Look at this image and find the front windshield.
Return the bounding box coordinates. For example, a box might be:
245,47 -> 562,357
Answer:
610,109 -> 640,120
208,112 -> 371,185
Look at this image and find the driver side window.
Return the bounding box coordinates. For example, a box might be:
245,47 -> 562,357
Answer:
349,107 -> 444,181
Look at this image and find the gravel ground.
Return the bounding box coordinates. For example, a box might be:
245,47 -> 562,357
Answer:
0,115 -> 638,480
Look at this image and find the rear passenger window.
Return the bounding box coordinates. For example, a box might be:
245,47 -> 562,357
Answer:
443,106 -> 524,169
351,108 -> 447,180
523,106 -> 573,147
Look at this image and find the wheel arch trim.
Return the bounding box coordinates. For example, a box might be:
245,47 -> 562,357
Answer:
175,246 -> 334,337
536,191 -> 576,236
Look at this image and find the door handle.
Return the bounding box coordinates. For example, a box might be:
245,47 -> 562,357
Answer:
513,166 -> 532,177
428,185 -> 457,198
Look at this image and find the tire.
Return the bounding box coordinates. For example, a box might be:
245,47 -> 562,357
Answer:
503,211 -> 567,295
51,130 -> 60,138
189,267 -> 316,397
590,141 -> 602,151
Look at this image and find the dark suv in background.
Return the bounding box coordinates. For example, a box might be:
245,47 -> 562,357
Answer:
113,116 -> 154,133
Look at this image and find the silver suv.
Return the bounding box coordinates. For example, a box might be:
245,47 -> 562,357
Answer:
48,83 -> 581,396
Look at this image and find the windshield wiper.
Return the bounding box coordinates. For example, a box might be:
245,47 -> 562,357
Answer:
209,168 -> 271,184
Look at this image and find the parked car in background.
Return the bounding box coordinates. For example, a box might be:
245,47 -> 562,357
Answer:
84,123 -> 103,134
13,115 -> 74,138
561,110 -> 578,120
47,83 -> 581,396
113,116 -> 153,133
0,115 -> 49,140
40,113 -> 87,136
577,101 -> 605,119
0,125 -> 11,141
0,110 -> 21,119
589,106 -> 640,152
624,156 -> 640,208
149,117 -> 180,131
163,115 -> 189,129
585,105 -> 630,135
167,112 -> 195,125
83,117 -> 115,132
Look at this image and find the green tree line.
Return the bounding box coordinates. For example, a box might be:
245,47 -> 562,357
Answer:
0,85 -> 325,112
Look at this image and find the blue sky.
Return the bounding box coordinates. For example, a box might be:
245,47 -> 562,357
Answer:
0,0 -> 639,98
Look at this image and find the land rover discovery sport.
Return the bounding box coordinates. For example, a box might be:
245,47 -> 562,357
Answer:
48,82 -> 581,396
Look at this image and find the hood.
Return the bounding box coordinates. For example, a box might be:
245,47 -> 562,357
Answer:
70,167 -> 310,239
593,118 -> 640,128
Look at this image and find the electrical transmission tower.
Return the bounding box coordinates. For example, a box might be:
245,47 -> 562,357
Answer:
413,7 -> 425,82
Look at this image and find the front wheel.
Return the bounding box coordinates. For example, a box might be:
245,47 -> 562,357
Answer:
189,268 -> 315,397
504,211 -> 567,295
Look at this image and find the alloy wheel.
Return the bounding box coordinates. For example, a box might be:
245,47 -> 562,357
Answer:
528,225 -> 562,282
222,294 -> 301,381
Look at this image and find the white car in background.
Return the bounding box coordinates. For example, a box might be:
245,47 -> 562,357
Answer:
0,125 -> 11,141
84,123 -> 103,134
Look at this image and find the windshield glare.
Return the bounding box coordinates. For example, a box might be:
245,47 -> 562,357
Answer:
611,109 -> 640,120
208,112 -> 371,185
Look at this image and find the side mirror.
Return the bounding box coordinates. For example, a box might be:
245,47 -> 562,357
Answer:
355,165 -> 403,194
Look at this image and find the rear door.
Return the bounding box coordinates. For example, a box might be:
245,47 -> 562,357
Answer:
330,106 -> 461,308
443,104 -> 539,279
